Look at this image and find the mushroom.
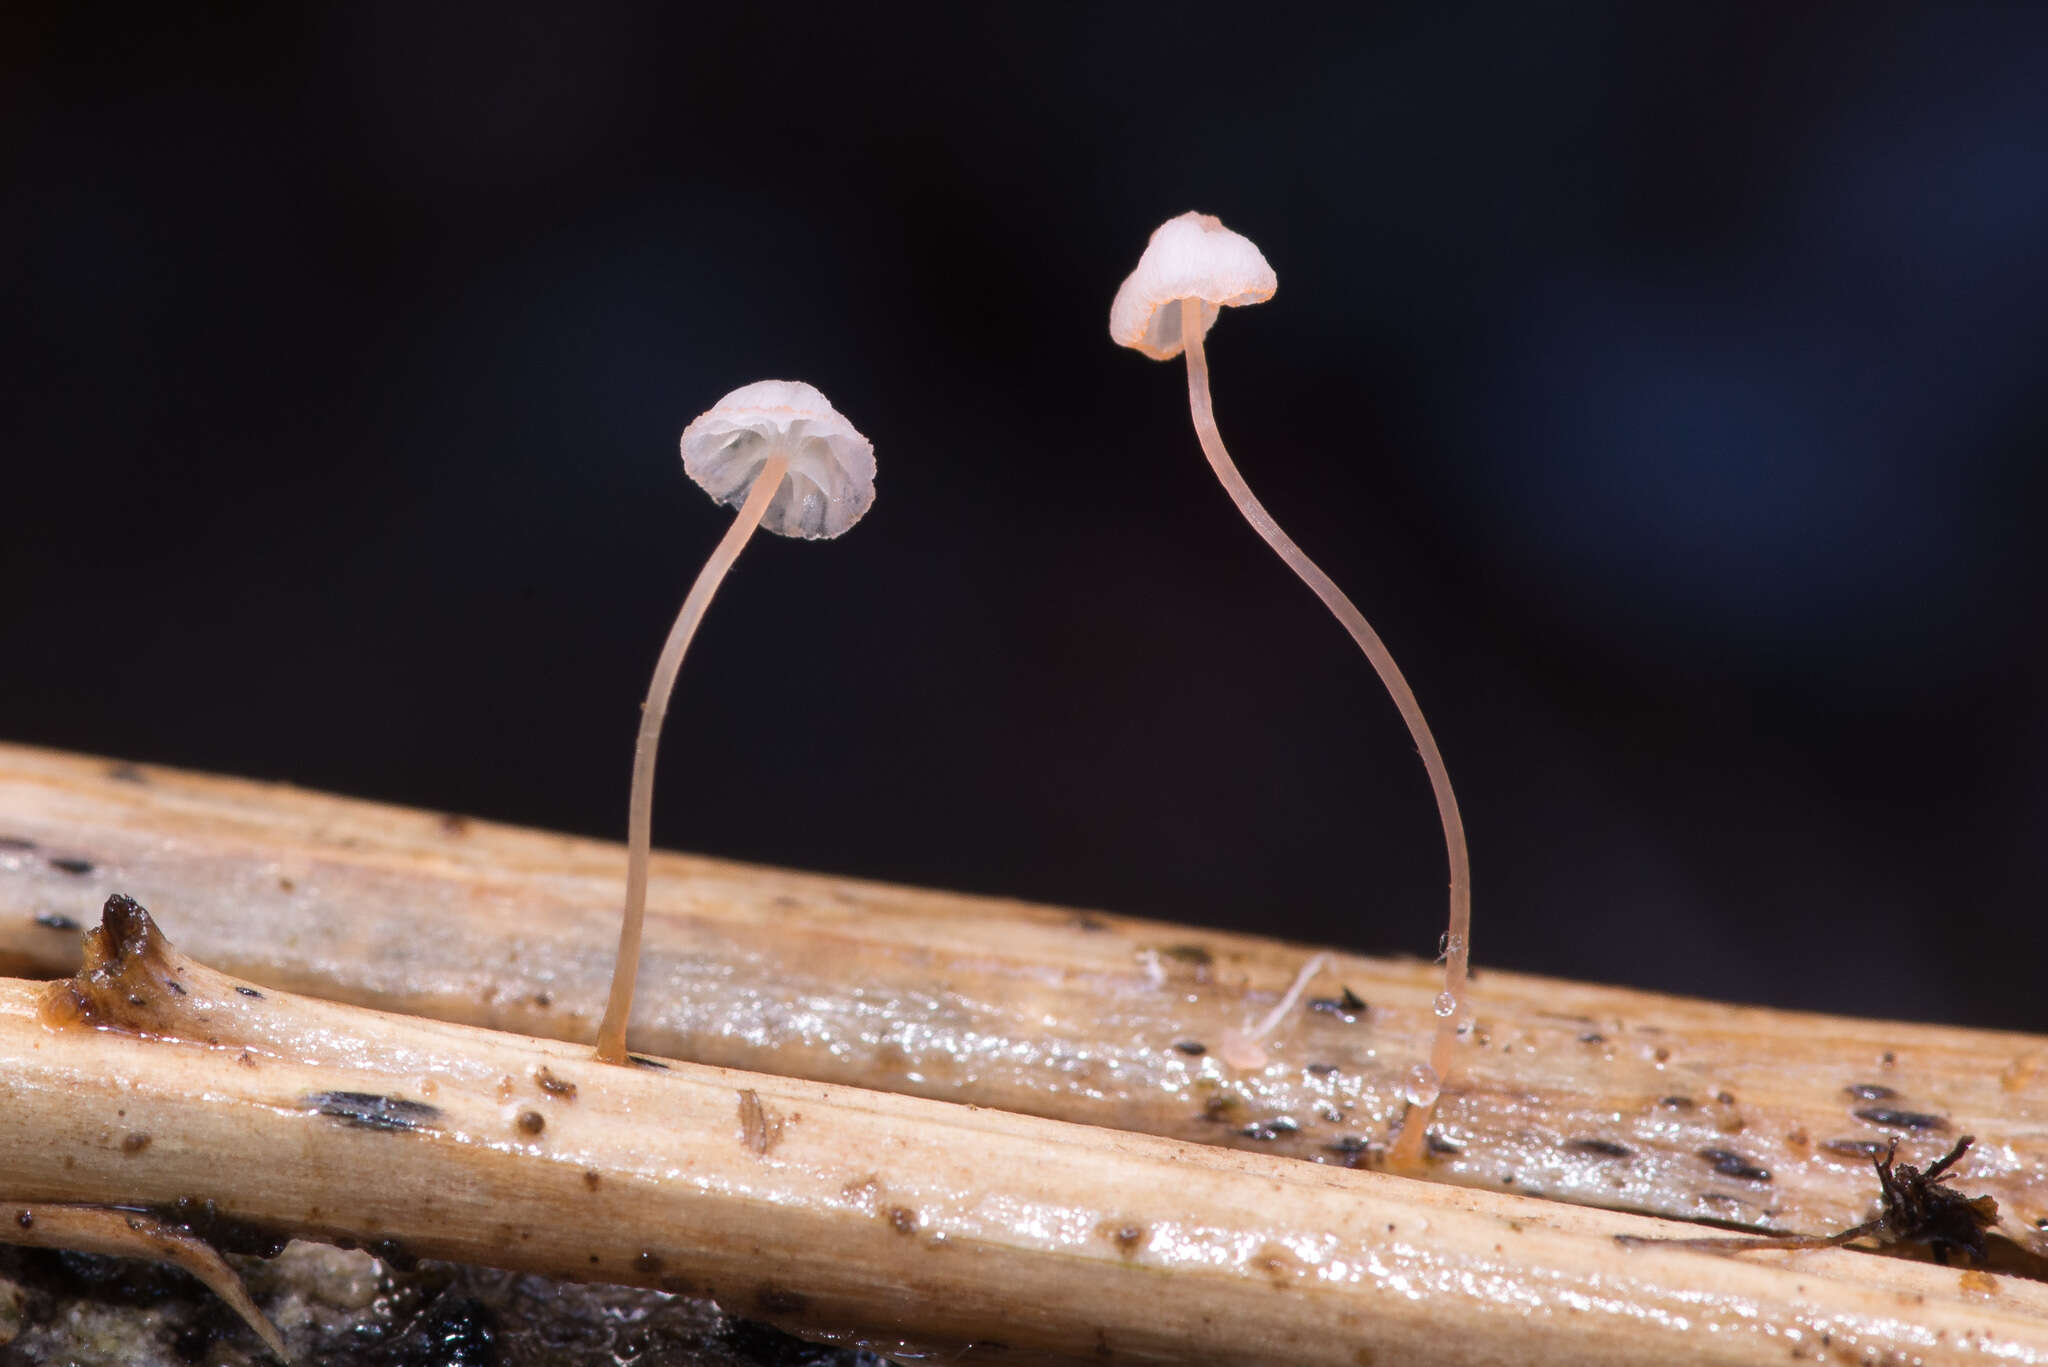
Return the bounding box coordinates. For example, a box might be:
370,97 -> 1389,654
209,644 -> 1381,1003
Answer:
1109,212 -> 1469,1165
593,379 -> 875,1065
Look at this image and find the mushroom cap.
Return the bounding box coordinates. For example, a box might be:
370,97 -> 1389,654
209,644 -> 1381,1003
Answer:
680,379 -> 876,539
1109,211 -> 1277,361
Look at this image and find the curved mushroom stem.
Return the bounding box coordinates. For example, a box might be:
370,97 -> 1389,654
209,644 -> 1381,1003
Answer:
1178,298 -> 1469,1169
595,454 -> 789,1066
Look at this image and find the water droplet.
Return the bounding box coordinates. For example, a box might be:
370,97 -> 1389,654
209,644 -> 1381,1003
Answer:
1403,1064 -> 1440,1109
1433,991 -> 1458,1019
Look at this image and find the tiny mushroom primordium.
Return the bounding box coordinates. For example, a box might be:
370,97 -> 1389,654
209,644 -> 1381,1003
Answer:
593,380 -> 875,1065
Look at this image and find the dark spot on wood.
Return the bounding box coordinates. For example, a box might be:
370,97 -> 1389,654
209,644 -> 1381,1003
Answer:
1578,1032 -> 1606,1044
628,1055 -> 670,1070
887,1206 -> 919,1235
1239,1118 -> 1299,1142
1881,1051 -> 1896,1066
106,764 -> 148,784
756,1284 -> 808,1315
1097,1221 -> 1145,1257
1071,913 -> 1109,932
1426,1133 -> 1462,1156
516,1110 -> 545,1136
1160,944 -> 1213,966
1569,1138 -> 1632,1159
532,991 -> 552,1008
1309,996 -> 1362,1023
1305,1062 -> 1339,1077
163,979 -> 185,996
1202,1092 -> 1245,1122
235,985 -> 262,999
438,813 -> 470,837
535,1066 -> 577,1100
16,1210 -> 32,1229
1172,1039 -> 1206,1056
1251,1244 -> 1300,1288
1715,1091 -> 1735,1106
0,836 -> 37,851
120,1132 -> 151,1155
1324,1135 -> 1369,1162
1698,1147 -> 1771,1182
1653,1047 -> 1671,1062
277,877 -> 295,892
33,912 -> 81,932
304,1091 -> 442,1133
236,1050 -> 256,1068
1855,1107 -> 1947,1132
583,1170 -> 601,1192
636,1250 -> 663,1275
1659,1095 -> 1696,1109
48,856 -> 94,875
1699,1191 -> 1750,1209
1846,1083 -> 1897,1101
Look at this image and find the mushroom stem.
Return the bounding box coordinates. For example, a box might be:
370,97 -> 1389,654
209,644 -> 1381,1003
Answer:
1178,297 -> 1469,1167
595,453 -> 790,1065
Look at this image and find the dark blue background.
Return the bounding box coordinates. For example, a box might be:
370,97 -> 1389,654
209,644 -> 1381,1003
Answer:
5,5 -> 2045,1029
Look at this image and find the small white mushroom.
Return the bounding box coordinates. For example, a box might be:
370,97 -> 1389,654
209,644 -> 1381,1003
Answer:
594,380 -> 875,1066
1108,211 -> 1276,362
1110,213 -> 1470,1167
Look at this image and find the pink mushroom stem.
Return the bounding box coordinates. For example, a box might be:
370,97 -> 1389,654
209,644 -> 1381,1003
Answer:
1178,298 -> 1470,1166
595,453 -> 790,1065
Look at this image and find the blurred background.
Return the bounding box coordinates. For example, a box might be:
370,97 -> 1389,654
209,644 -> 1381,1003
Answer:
4,4 -> 2044,1030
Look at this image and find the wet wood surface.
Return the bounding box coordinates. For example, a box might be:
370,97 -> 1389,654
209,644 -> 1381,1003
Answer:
2,739 -> 2045,1264
4,894 -> 2046,1365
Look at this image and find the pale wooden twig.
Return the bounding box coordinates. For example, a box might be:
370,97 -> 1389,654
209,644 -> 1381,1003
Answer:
3,741 -> 2044,1258
5,896 -> 2048,1365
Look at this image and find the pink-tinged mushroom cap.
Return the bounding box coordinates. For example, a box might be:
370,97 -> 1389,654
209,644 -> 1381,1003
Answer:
1108,211 -> 1278,361
680,379 -> 876,540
